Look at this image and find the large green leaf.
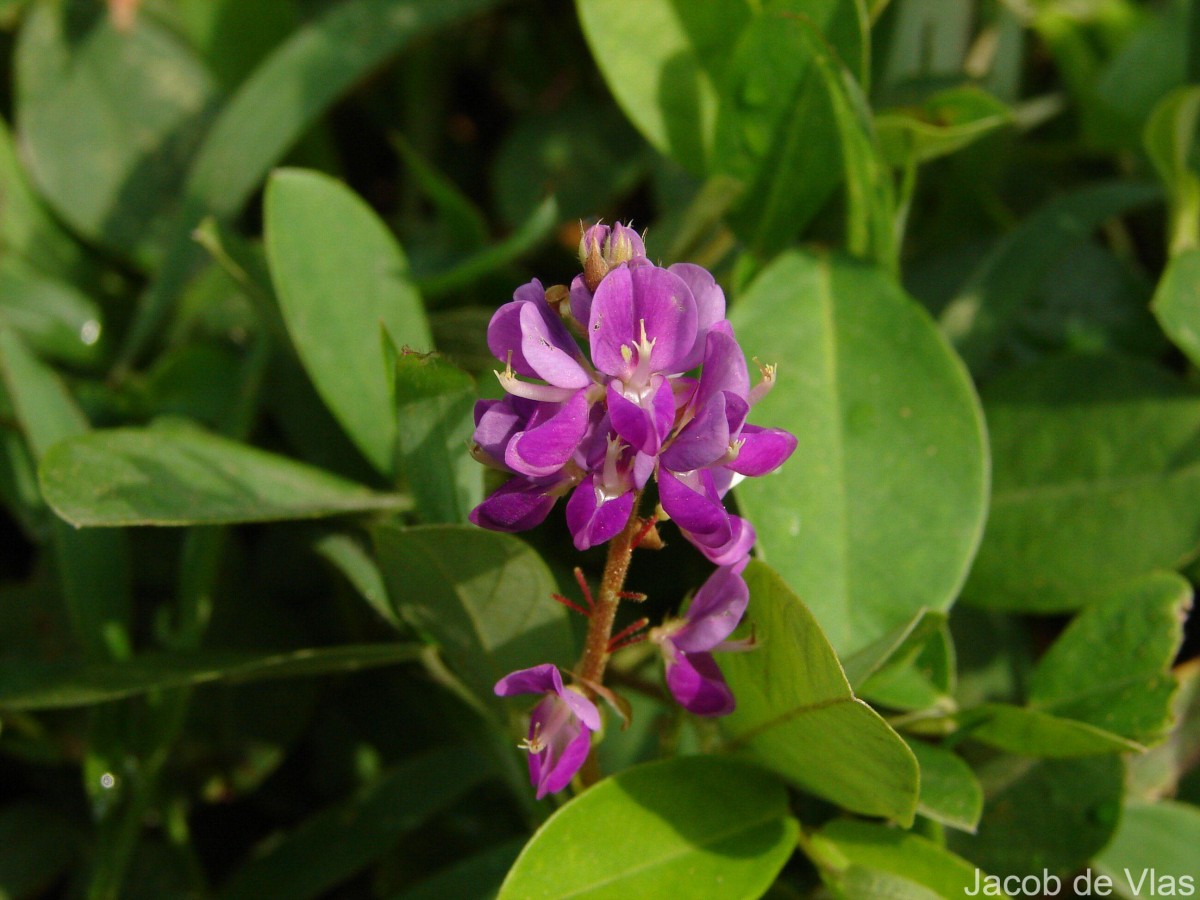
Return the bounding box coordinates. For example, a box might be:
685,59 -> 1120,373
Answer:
39,426 -> 410,527
1027,572 -> 1189,745
0,260 -> 104,366
876,86 -> 1012,166
731,250 -> 988,656
1152,248 -> 1200,367
16,0 -> 217,262
954,704 -> 1142,757
907,740 -> 983,834
1094,801 -> 1200,899
1143,85 -> 1200,256
372,524 -> 574,710
963,355 -> 1200,611
221,745 -> 495,900
948,755 -> 1124,878
720,562 -> 919,824
497,756 -> 797,900
808,820 -> 990,899
266,168 -> 432,477
0,643 -> 422,710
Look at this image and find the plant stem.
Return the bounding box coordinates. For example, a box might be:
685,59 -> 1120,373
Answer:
577,493 -> 644,689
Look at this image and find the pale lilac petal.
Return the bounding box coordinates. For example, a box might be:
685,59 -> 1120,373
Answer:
632,451 -> 656,489
673,564 -> 750,653
505,389 -> 591,478
469,478 -> 556,533
519,301 -> 590,388
494,663 -> 561,697
688,514 -> 756,566
559,688 -> 602,731
671,263 -> 726,371
534,717 -> 592,798
588,266 -> 637,376
565,476 -> 635,550
660,392 -> 730,473
665,649 -> 735,717
728,425 -> 798,476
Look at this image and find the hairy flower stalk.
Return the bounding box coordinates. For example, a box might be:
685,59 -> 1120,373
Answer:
480,221 -> 796,798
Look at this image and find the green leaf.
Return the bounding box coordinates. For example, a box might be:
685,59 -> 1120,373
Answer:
372,524 -> 574,710
392,351 -> 480,524
808,819 -> 988,899
907,741 -> 983,833
16,0 -> 217,262
120,0 -> 500,367
312,531 -> 400,631
861,623 -> 956,713
720,561 -> 920,824
39,426 -> 410,527
730,250 -> 988,656
1094,801 -> 1200,899
1128,659 -> 1200,801
948,755 -> 1124,878
574,0 -> 750,175
1152,248 -> 1200,367
955,704 -> 1142,757
0,643 -> 422,710
221,745 -> 495,900
842,609 -> 947,691
497,756 -> 798,900
876,87 -> 1012,166
963,355 -> 1200,611
266,168 -> 432,477
938,182 -> 1162,373
393,134 -> 489,253
1027,572 -> 1189,745
390,838 -> 523,900
0,261 -> 104,366
1144,86 -> 1200,255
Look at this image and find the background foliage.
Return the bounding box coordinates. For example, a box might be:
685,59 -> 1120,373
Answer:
1,0 -> 1199,897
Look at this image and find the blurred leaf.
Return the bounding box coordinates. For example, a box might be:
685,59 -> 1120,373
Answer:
373,524 -> 574,711
1153,248 -> 1200,366
0,260 -> 103,366
0,643 -> 423,710
265,168 -> 431,476
0,327 -> 131,659
221,744 -> 494,900
1094,801 -> 1200,899
861,623 -> 955,712
497,756 -> 798,900
808,819 -> 986,899
1128,658 -> 1200,801
1143,86 -> 1200,256
575,0 -> 750,175
907,740 -> 982,833
828,866 -> 944,899
939,182 -> 1162,373
120,0 -> 501,367
0,802 -> 82,898
964,355 -> 1200,611
0,115 -> 93,284
390,838 -> 523,900
948,755 -> 1124,879
392,351 -> 479,523
955,704 -> 1141,757
842,609 -> 946,692
39,426 -> 411,527
173,0 -> 298,90
876,87 -> 1011,166
879,0 -> 974,90
720,561 -> 920,824
1027,572 -> 1190,745
417,197 -> 559,301
312,530 -> 400,630
16,0 -> 217,262
393,133 -> 489,253
731,250 -> 988,656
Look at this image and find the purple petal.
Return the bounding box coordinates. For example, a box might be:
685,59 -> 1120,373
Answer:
505,389 -> 591,478
727,425 -> 797,476
687,514 -> 756,566
532,712 -> 592,799
565,476 -> 635,551
695,325 -> 750,410
472,398 -> 526,468
519,301 -> 590,388
607,379 -> 675,456
629,265 -> 697,375
670,263 -> 727,372
665,649 -> 735,717
588,266 -> 637,376
559,687 -> 602,731
632,450 -> 656,489
494,663 -> 562,697
469,478 -> 556,533
673,564 -> 750,653
569,274 -> 592,330
660,392 -> 731,473
658,469 -> 729,540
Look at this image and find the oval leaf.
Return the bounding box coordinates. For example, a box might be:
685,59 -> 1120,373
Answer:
265,168 -> 432,476
731,250 -> 988,656
498,756 -> 797,900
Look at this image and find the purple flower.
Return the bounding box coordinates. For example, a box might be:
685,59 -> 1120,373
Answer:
495,664 -> 601,798
652,562 -> 752,717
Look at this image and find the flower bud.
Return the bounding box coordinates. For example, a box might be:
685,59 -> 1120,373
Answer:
578,222 -> 646,293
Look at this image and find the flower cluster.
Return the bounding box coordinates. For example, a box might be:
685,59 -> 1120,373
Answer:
476,222 -> 795,797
